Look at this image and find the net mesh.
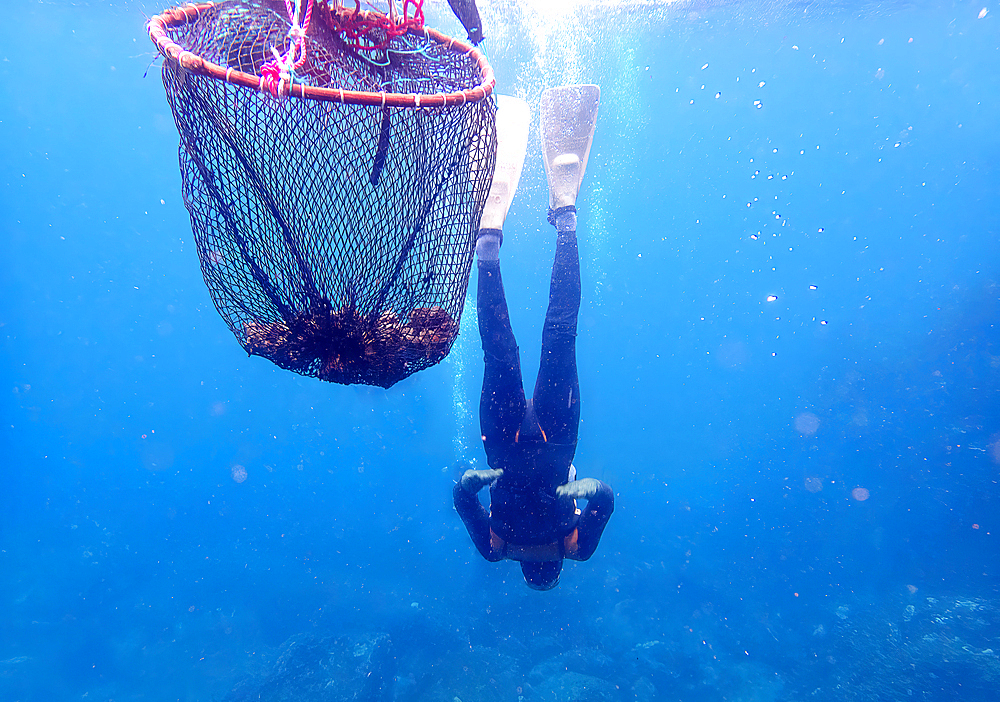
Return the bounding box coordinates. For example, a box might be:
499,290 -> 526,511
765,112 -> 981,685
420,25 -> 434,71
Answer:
158,0 -> 496,388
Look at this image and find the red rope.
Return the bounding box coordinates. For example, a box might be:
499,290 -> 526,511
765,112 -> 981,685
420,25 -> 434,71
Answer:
260,0 -> 426,95
332,0 -> 426,52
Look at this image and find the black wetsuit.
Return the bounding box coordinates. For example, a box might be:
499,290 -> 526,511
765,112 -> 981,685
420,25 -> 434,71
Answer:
454,209 -> 614,565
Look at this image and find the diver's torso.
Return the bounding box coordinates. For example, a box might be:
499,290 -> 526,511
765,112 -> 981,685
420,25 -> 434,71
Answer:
488,439 -> 578,545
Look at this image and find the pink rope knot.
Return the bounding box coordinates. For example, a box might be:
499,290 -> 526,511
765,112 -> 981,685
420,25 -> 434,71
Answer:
262,0 -> 314,96
260,59 -> 285,96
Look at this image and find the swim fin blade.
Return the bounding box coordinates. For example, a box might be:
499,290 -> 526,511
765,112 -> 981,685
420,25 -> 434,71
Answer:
479,95 -> 531,231
540,85 -> 600,210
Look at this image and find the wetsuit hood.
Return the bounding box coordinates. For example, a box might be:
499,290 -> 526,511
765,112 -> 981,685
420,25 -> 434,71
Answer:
521,560 -> 562,590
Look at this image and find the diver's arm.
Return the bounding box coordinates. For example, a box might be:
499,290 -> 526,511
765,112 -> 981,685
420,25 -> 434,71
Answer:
566,480 -> 614,561
453,477 -> 504,562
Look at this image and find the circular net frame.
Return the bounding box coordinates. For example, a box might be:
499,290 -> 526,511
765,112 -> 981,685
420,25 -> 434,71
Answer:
151,0 -> 497,388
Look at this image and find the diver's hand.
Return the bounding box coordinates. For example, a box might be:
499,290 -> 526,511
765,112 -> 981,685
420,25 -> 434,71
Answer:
461,468 -> 503,494
556,477 -> 601,500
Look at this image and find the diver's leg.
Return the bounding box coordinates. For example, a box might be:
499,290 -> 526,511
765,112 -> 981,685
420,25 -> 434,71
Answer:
532,85 -> 598,448
474,96 -> 531,459
531,208 -> 581,447
478,242 -> 527,456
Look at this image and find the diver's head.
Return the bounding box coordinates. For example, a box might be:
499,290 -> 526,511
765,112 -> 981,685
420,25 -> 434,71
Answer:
521,560 -> 562,591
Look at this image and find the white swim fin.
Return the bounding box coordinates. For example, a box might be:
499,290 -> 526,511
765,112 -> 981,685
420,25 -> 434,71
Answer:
540,84 -> 600,210
479,95 -> 531,231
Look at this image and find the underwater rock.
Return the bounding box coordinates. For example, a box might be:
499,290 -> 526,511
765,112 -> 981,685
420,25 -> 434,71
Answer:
223,632 -> 395,702
407,645 -> 522,702
631,676 -> 656,702
790,595 -> 1000,699
624,639 -> 699,692
527,648 -> 617,683
532,671 -> 618,702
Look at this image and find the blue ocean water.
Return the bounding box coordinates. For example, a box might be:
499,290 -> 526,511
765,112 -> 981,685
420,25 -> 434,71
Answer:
2,0 -> 998,699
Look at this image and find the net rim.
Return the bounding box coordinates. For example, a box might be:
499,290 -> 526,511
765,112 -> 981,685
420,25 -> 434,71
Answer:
147,2 -> 496,107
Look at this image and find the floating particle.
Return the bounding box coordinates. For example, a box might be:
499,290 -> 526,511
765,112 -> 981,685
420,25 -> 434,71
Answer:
758,81 -> 766,87
978,7 -> 988,18
751,233 -> 759,240
754,100 -> 763,108
766,295 -> 778,302
804,476 -> 823,493
701,62 -> 710,69
818,227 -> 825,232
851,487 -> 870,501
715,92 -> 721,98
809,284 -> 818,290
876,67 -> 884,80
231,464 -> 248,483
878,38 -> 885,45
792,45 -> 799,50
820,320 -> 828,325
795,412 -> 821,435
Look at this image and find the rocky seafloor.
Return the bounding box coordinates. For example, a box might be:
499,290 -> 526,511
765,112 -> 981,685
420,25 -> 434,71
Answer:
218,592 -> 1000,702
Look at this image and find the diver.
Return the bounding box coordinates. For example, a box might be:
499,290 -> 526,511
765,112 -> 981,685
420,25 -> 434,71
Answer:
454,86 -> 614,591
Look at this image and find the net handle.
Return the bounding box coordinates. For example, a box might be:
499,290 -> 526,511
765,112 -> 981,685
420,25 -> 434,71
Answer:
147,3 -> 495,106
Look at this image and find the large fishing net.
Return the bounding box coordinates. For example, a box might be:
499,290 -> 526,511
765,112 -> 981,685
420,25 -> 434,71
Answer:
149,0 -> 496,388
